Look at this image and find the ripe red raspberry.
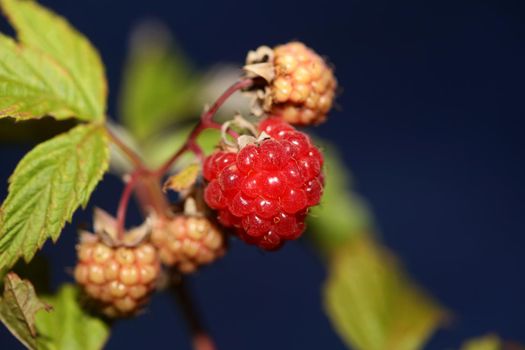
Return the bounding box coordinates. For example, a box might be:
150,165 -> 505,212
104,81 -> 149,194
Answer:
245,42 -> 337,126
203,118 -> 324,250
74,234 -> 161,318
151,215 -> 226,273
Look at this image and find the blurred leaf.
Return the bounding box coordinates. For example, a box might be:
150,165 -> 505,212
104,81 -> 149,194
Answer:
324,236 -> 448,350
142,125 -> 221,171
0,0 -> 107,121
0,124 -> 109,271
164,163 -> 200,193
0,273 -> 51,350
119,21 -> 200,141
36,285 -> 109,350
0,118 -> 76,144
196,65 -> 251,120
307,143 -> 373,253
105,122 -> 140,176
461,334 -> 502,350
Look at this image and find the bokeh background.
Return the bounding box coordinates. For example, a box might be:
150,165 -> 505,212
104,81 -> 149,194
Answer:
1,0 -> 524,349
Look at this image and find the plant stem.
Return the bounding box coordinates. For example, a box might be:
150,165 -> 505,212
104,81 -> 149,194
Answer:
201,78 -> 254,124
115,172 -> 140,238
106,127 -> 147,171
106,79 -> 252,349
135,175 -> 170,217
154,78 -> 253,177
108,78 -> 253,225
172,277 -> 216,350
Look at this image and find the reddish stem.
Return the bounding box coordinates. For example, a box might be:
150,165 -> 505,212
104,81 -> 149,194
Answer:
193,333 -> 216,350
116,172 -> 140,238
201,78 -> 254,124
110,77 -> 253,230
136,176 -> 170,217
172,277 -> 216,350
108,79 -> 253,350
154,78 -> 253,177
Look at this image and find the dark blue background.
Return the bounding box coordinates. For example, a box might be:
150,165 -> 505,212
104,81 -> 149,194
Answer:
1,0 -> 524,349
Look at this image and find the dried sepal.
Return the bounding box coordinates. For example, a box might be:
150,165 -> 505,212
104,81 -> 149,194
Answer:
163,163 -> 201,195
91,208 -> 151,248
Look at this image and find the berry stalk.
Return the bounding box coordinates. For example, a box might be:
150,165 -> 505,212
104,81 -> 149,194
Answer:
108,78 -> 254,230
105,79 -> 254,350
154,78 -> 253,177
135,176 -> 170,217
116,171 -> 140,238
171,277 -> 216,350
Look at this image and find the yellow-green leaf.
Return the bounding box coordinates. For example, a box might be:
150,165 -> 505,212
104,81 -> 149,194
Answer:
0,273 -> 51,350
164,163 -> 200,193
119,22 -> 199,141
1,0 -> 107,121
36,285 -> 109,350
324,236 -> 448,350
0,34 -> 89,121
308,144 -> 373,253
461,334 -> 502,350
0,123 -> 109,271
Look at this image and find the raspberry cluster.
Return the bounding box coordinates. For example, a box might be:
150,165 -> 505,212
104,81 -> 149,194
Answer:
203,118 -> 324,250
151,215 -> 226,273
74,237 -> 160,318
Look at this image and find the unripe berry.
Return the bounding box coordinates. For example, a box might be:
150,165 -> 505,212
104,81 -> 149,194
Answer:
151,215 -> 226,273
74,234 -> 161,318
245,42 -> 337,125
203,118 -> 324,250
271,42 -> 337,125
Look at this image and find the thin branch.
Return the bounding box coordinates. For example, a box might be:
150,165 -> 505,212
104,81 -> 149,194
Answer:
116,172 -> 140,238
154,78 -> 253,177
108,71 -> 250,350
106,127 -> 148,171
201,78 -> 254,124
171,276 -> 216,350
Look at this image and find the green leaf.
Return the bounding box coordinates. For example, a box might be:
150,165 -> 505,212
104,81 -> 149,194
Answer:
0,123 -> 109,271
0,34 -> 95,121
0,0 -> 107,121
307,144 -> 373,253
0,273 -> 51,350
119,21 -> 200,141
461,334 -> 502,350
36,285 -> 109,350
324,236 -> 448,350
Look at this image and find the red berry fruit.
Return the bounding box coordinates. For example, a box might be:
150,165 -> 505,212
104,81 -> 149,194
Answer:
203,118 -> 324,250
